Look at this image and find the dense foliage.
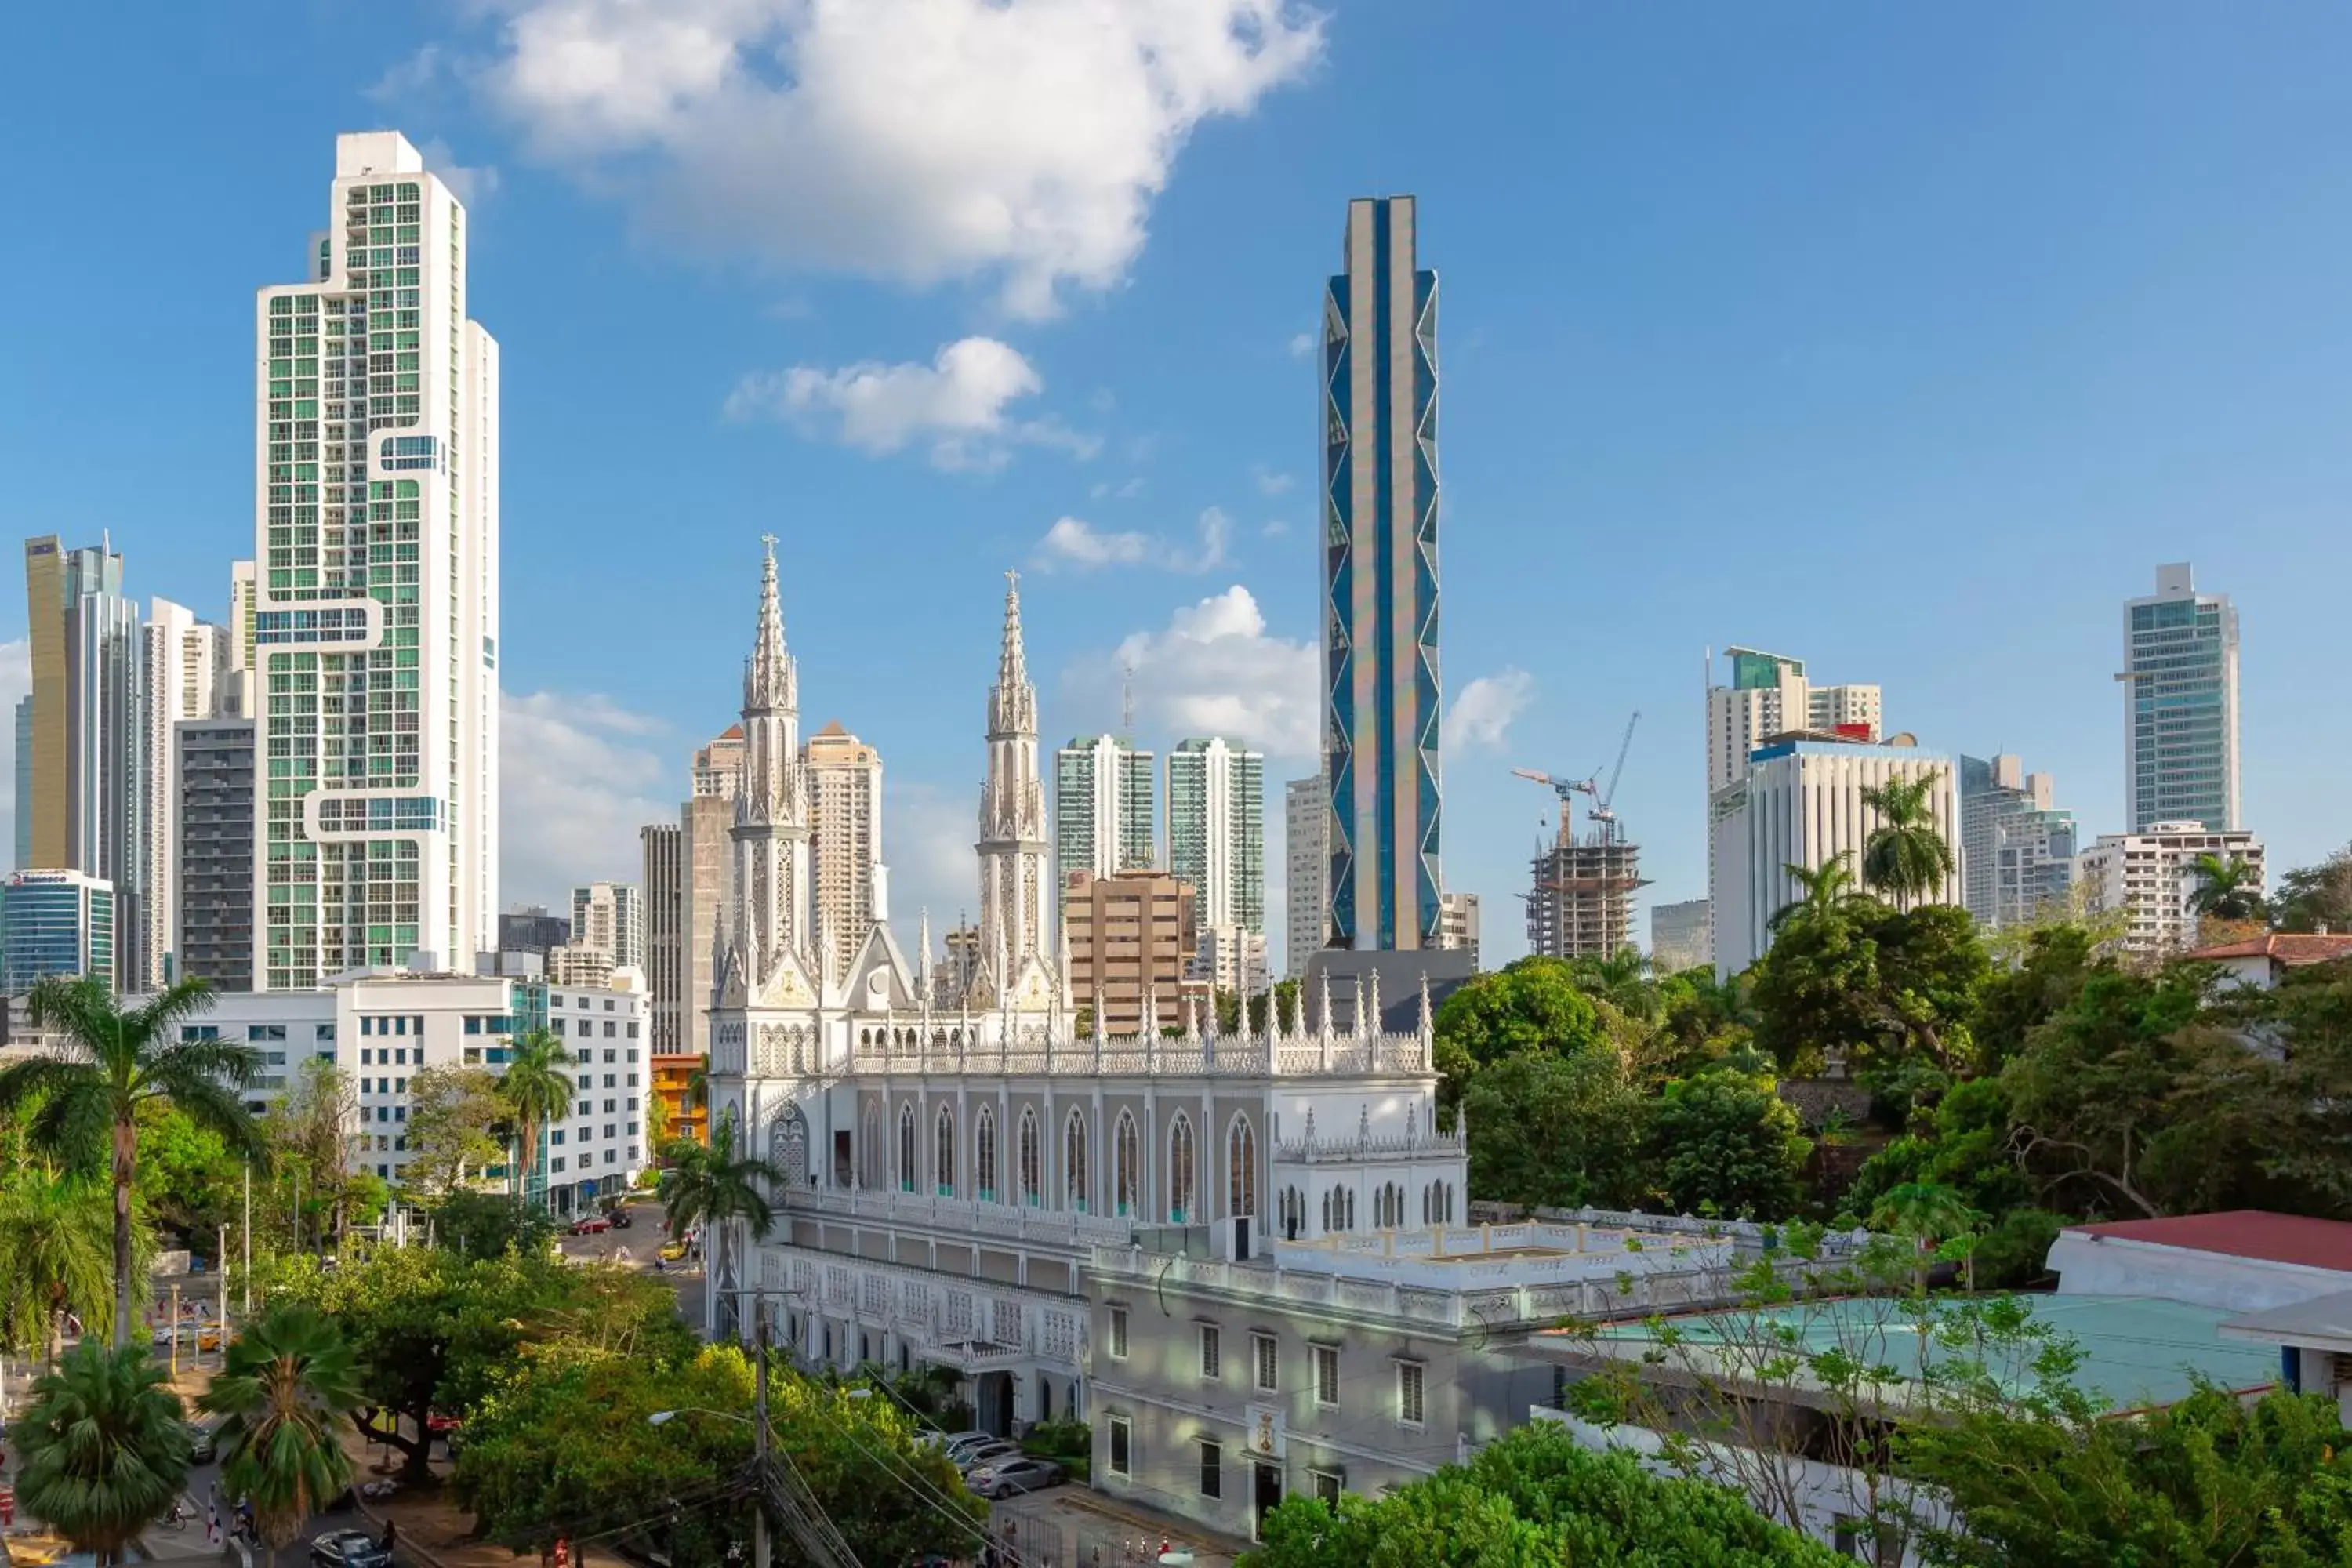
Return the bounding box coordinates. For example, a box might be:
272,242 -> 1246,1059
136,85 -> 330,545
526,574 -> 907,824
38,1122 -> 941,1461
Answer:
10,1341 -> 193,1564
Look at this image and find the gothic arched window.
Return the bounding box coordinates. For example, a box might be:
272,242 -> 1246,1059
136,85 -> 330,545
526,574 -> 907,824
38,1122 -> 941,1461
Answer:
1113,1112 -> 1139,1218
975,1107 -> 999,1204
1064,1110 -> 1090,1214
935,1106 -> 956,1197
861,1102 -> 882,1189
1018,1108 -> 1041,1207
897,1104 -> 916,1193
1167,1113 -> 1196,1224
1225,1114 -> 1257,1220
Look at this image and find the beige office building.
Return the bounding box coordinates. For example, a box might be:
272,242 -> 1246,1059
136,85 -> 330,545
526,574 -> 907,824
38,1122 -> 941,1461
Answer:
681,725 -> 743,1061
1067,868 -> 1200,1037
804,721 -> 886,976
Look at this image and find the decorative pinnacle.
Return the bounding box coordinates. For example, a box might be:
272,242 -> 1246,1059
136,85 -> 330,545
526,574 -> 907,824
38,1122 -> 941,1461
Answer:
744,535 -> 793,713
997,568 -> 1029,691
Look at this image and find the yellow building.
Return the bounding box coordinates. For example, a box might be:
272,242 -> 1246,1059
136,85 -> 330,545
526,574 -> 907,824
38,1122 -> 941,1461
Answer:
651,1052 -> 706,1146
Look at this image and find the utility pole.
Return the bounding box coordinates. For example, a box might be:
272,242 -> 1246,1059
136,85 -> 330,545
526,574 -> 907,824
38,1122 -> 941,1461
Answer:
217,1224 -> 229,1359
242,1162 -> 252,1316
752,1296 -> 771,1568
169,1282 -> 180,1378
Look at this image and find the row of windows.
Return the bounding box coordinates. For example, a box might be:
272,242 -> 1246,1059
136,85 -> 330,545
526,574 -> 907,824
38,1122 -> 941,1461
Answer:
1102,1310 -> 1417,1423
867,1102 -> 1254,1222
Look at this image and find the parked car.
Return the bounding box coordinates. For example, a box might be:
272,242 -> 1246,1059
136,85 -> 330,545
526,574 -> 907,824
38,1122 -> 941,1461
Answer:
568,1214 -> 612,1236
310,1530 -> 394,1568
967,1457 -> 1065,1499
603,1205 -> 633,1229
187,1420 -> 217,1463
925,1429 -> 994,1463
953,1439 -> 1022,1476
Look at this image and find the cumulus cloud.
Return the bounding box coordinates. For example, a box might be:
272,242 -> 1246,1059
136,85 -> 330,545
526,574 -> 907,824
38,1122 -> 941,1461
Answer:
727,337 -> 1095,470
419,137 -> 503,209
1252,465 -> 1294,496
1063,586 -> 1318,758
1442,668 -> 1537,754
477,0 -> 1326,317
1287,331 -> 1316,358
1033,507 -> 1231,574
500,690 -> 676,907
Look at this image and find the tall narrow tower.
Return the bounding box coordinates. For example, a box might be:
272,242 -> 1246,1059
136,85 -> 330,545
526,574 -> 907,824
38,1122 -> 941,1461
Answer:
2121,563 -> 2239,833
1322,195 -> 1441,951
730,538 -> 812,989
251,131 -> 499,989
978,572 -> 1050,971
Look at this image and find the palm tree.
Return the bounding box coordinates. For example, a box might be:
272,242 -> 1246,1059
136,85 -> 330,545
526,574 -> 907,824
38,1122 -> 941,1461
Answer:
0,1166 -> 116,1369
1869,1181 -> 1984,1293
1770,853 -> 1866,931
660,1118 -> 784,1316
199,1304 -> 363,1568
11,1341 -> 192,1565
2187,853 -> 2266,922
494,1028 -> 575,1210
0,975 -> 265,1346
1857,775 -> 1957,906
1573,946 -> 1658,1020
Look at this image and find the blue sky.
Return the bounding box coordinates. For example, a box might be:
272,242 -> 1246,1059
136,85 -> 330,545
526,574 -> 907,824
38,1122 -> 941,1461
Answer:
5,3 -> 2348,967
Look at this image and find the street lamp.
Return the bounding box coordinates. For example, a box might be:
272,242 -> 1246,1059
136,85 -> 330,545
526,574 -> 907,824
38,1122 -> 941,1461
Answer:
645,1408 -> 750,1427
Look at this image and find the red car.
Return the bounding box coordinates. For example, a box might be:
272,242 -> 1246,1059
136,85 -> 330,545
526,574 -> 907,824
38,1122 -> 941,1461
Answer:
568,1214 -> 612,1236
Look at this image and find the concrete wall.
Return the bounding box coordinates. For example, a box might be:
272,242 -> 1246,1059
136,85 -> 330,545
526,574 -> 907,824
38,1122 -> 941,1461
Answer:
2048,1233 -> 2352,1314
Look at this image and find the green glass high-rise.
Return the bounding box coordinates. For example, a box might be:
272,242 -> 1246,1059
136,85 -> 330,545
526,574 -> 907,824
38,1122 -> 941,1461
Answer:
2121,563 -> 2238,833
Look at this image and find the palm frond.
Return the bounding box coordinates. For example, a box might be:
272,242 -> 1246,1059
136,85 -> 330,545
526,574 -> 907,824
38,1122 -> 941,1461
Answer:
122,978 -> 220,1055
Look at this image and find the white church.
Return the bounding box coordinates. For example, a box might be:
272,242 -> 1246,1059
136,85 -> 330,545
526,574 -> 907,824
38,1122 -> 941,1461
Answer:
702,542 -> 1467,1433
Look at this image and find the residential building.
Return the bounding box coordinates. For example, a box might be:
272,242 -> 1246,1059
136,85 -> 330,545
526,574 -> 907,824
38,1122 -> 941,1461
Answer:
1,869 -> 115,993
1087,1215 -> 1720,1542
1054,735 -> 1154,922
1067,869 -> 1200,1038
547,943 -> 617,989
1650,898 -> 1711,975
1194,924 -> 1270,1000
683,724 -> 745,1062
13,699 -> 31,870
805,721 -> 887,973
1960,754 -> 2076,929
2187,932 -> 2352,992
571,881 -> 645,972
22,536 -> 124,872
496,906 -> 569,956
648,1051 -> 706,1146
1525,840 -> 1646,962
2222,1294 -> 2352,1424
142,601 -> 225,987
1167,738 -> 1265,936
1711,737 -> 1959,975
173,717 -> 256,992
252,130 -> 499,989
1283,775 -> 1327,979
2075,823 -> 2266,957
226,560 -> 259,684
1321,194 -> 1443,953
1704,647 -> 1880,955
2122,563 -> 2240,832
1438,891 -> 1480,971
692,725 -> 745,798
642,822 -> 684,1054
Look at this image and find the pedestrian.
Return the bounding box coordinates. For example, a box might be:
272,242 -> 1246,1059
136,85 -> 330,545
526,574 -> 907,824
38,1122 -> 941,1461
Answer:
205,1499 -> 221,1547
383,1519 -> 399,1556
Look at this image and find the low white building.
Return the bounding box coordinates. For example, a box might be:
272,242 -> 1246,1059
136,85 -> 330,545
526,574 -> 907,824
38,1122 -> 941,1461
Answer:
2074,822 -> 2265,956
2183,931 -> 2352,990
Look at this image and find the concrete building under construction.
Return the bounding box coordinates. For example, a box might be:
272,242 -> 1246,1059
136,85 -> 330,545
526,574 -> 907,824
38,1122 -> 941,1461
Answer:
1525,837 -> 1649,960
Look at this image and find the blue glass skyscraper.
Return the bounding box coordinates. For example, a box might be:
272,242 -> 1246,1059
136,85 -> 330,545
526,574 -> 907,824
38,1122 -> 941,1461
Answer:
2121,563 -> 2239,832
1321,195 -> 1441,951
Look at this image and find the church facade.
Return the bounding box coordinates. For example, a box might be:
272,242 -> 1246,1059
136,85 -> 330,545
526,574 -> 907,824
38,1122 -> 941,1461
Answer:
702,543 -> 1467,1434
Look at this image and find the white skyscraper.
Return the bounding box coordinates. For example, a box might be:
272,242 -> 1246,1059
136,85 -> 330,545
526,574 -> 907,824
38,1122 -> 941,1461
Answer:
2122,564 -> 2241,832
1053,732 -> 1153,922
571,880 -> 645,973
1165,737 -> 1264,934
252,131 -> 499,988
2077,823 -> 2265,957
1283,775 -> 1327,979
142,600 -> 224,987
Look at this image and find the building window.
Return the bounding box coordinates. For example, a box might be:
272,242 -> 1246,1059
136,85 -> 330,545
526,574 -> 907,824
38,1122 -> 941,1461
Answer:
1311,1470 -> 1342,1507
898,1104 -> 916,1193
1167,1112 -> 1196,1224
1396,1360 -> 1425,1427
1113,1112 -> 1138,1217
1108,1416 -> 1132,1479
1108,1305 -> 1129,1361
975,1106 -> 998,1204
1226,1113 -> 1256,1219
1063,1109 -> 1089,1213
1312,1345 -> 1339,1408
1198,1323 -> 1220,1380
1253,1332 -> 1277,1392
1018,1107 -> 1041,1207
1199,1439 -> 1222,1500
935,1106 -> 956,1197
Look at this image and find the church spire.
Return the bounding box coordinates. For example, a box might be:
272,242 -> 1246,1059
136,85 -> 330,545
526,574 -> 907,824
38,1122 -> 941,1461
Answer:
744,534 -> 797,717
976,568 -> 1050,984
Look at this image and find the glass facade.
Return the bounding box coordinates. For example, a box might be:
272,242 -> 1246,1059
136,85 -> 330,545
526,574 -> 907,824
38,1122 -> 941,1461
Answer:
1165,737 -> 1265,935
2123,568 -> 2238,833
2,871 -> 114,993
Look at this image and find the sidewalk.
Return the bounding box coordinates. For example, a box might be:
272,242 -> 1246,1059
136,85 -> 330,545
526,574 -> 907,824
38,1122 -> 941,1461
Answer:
335,1428 -> 517,1568
991,1486 -> 1248,1568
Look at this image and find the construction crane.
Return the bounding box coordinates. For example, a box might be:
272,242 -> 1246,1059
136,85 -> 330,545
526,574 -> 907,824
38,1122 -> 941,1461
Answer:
1584,711 -> 1641,844
1509,766 -> 1597,850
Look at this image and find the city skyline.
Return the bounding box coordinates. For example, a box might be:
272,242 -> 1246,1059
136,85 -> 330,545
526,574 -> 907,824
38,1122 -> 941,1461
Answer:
2,8 -> 2347,971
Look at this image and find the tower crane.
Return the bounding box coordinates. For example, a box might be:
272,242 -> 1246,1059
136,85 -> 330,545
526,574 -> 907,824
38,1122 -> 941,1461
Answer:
1584,711 -> 1641,844
1509,766 -> 1596,850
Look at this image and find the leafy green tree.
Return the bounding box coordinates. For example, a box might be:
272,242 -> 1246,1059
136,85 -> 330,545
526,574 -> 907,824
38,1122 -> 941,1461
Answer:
1647,1073 -> 1811,1219
2186,851 -> 2266,922
2272,844 -> 2352,934
1569,946 -> 1658,1021
1432,957 -> 1606,1094
1249,978 -> 1302,1036
494,1029 -> 576,1208
264,1058 -> 371,1244
1901,1385 -> 2352,1568
0,975 -> 265,1346
10,1341 -> 193,1565
0,1166 -> 116,1366
1750,904 -> 1987,1081
659,1120 -> 783,1305
404,1064 -> 507,1199
1969,923 -> 2104,1073
1867,1180 -> 1982,1291
1842,1078 -> 2033,1233
1857,775 -> 1957,906
199,1304 -> 364,1568
1461,1050 -> 1652,1211
1648,968 -> 1758,1080
134,1102 -> 245,1245
433,1189 -> 557,1258
1770,852 -> 1870,931
1243,1420 -> 1843,1567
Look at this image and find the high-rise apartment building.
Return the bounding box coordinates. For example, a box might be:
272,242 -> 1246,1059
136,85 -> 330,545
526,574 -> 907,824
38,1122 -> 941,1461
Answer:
1054,734 -> 1154,920
23,536 -> 124,873
252,131 -> 499,988
641,822 -> 684,1054
1192,924 -> 1270,1000
1960,754 -> 2077,929
496,906 -> 568,956
805,721 -> 886,971
2121,564 -> 2239,832
1165,737 -> 1264,935
681,724 -> 744,1062
1438,891 -> 1481,971
571,881 -> 644,973
2077,823 -> 2264,956
2,869 -> 115,993
1711,737 -> 1959,975
1650,898 -> 1712,975
1065,869 -> 1200,1037
224,560 -> 259,717
174,717 -> 256,992
142,601 -> 225,986
1283,775 -> 1327,979
1322,195 -> 1443,952
12,700 -> 31,871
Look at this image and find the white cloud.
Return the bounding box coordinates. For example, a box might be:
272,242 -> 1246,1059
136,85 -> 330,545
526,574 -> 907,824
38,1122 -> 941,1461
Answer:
419,137 -> 503,209
1287,331 -> 1316,358
1062,586 -> 1318,758
1033,507 -> 1230,574
1087,477 -> 1146,502
1261,518 -> 1289,537
1251,465 -> 1294,496
0,641 -> 27,862
479,0 -> 1325,318
727,337 -> 1097,470
884,780 -> 982,952
1442,668 -> 1537,754
500,690 -> 676,907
